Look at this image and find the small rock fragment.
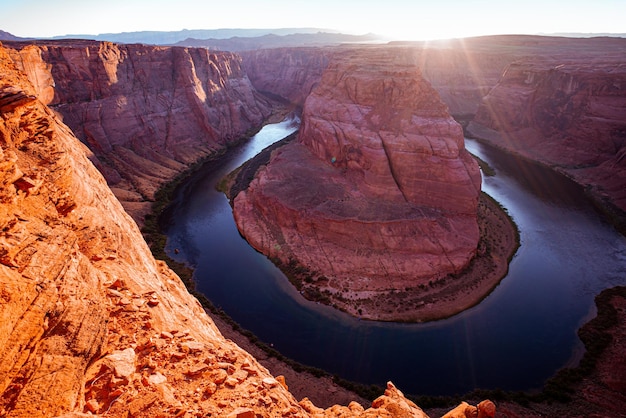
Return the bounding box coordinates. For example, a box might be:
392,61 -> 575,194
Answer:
262,377 -> 279,388
228,408 -> 255,418
105,348 -> 136,378
85,399 -> 100,413
148,372 -> 167,385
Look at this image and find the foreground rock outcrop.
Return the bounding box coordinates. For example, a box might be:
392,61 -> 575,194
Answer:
5,40 -> 275,223
233,48 -> 482,319
0,41 -> 498,418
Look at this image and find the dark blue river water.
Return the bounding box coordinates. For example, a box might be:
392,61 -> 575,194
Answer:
164,115 -> 626,396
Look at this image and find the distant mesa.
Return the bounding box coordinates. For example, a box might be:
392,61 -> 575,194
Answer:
21,28 -> 385,47
173,32 -> 386,51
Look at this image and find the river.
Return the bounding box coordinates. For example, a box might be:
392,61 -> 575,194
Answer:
164,115 -> 626,396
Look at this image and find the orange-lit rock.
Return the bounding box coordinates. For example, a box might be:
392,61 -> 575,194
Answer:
0,42 -> 299,418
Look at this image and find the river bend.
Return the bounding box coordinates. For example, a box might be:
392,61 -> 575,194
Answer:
164,116 -> 626,396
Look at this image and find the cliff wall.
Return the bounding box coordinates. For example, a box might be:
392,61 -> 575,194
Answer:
233,48 -> 482,319
240,47 -> 333,106
468,38 -> 626,213
6,40 -> 275,223
0,41 -> 295,417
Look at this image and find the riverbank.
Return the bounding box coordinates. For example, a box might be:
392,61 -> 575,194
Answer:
146,118 -> 625,412
466,123 -> 626,238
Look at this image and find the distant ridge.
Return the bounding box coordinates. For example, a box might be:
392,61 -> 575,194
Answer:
47,28 -> 346,45
543,32 -> 626,38
0,30 -> 30,41
174,32 -> 386,51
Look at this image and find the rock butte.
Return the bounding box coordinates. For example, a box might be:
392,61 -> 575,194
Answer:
233,49 -> 482,307
242,36 -> 626,222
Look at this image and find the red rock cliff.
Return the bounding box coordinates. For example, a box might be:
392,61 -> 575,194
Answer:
468,37 -> 626,213
233,48 -> 481,318
241,47 -> 333,106
6,40 -> 275,223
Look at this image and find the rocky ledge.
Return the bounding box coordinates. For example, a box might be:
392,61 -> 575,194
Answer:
232,48 -> 494,321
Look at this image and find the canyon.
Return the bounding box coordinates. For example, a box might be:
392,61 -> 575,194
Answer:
467,41 -> 626,220
242,36 -> 626,221
1,32 -> 625,417
0,41 -> 497,417
5,40 -> 275,224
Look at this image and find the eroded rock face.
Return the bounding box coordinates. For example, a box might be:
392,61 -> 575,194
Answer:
234,49 -> 481,304
6,40 -> 274,223
467,37 -> 626,213
0,42 -> 299,418
241,47 -> 332,106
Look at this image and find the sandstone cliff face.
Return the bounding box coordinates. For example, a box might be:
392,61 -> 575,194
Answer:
468,38 -> 626,212
241,47 -> 333,106
0,42 -> 285,417
234,48 -> 481,313
6,40 -> 274,223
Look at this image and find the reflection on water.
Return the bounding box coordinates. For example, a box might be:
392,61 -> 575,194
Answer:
165,119 -> 626,396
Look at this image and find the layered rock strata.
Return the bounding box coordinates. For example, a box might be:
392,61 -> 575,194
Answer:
5,40 -> 275,223
0,41 -> 498,418
233,49 -> 481,315
466,37 -> 626,214
241,47 -> 333,106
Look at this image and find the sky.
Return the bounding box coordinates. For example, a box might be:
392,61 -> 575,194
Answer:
1,0 -> 624,41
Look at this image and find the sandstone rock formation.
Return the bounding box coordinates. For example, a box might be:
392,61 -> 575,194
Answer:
241,47 -> 333,106
0,41 -> 497,418
243,37 -> 626,231
5,40 -> 275,223
233,48 -> 481,317
466,36 -> 626,215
